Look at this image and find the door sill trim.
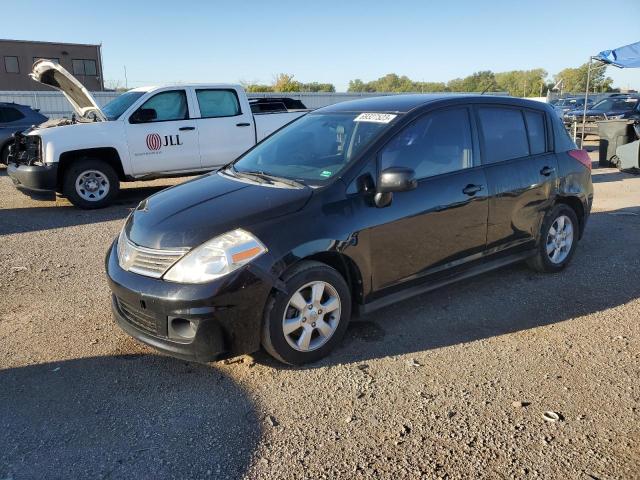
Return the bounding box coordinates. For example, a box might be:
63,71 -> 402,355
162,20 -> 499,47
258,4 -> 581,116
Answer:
357,250 -> 535,316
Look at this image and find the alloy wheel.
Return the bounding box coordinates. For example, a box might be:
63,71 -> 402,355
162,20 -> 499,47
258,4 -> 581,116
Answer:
282,281 -> 341,352
546,214 -> 574,264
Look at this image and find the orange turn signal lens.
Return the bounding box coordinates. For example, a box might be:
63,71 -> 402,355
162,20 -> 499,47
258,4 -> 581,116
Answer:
231,246 -> 263,263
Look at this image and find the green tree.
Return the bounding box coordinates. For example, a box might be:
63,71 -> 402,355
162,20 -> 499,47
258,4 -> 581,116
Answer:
301,82 -> 336,92
554,63 -> 613,93
494,69 -> 548,97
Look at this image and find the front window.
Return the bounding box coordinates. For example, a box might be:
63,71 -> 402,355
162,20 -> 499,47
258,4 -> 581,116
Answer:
232,112 -> 396,184
102,91 -> 145,120
591,97 -> 638,112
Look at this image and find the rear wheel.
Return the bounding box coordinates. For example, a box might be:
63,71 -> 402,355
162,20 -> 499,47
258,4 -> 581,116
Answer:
262,261 -> 351,365
62,158 -> 119,209
527,204 -> 579,273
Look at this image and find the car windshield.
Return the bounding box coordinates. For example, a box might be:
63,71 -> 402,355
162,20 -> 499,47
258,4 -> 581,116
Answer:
102,91 -> 145,120
232,112 -> 397,184
591,97 -> 638,112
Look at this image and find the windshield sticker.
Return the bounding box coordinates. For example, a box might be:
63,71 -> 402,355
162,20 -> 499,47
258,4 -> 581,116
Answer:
625,98 -> 638,103
320,170 -> 332,178
354,113 -> 397,124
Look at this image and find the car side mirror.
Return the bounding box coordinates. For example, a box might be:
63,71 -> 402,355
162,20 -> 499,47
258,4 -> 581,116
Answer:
130,108 -> 157,124
374,167 -> 417,208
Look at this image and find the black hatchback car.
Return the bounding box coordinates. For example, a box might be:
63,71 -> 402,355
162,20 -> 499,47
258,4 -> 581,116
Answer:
106,95 -> 593,365
0,102 -> 47,164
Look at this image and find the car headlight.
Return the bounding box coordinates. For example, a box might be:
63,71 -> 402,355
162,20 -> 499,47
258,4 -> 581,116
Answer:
607,114 -> 625,119
163,229 -> 267,284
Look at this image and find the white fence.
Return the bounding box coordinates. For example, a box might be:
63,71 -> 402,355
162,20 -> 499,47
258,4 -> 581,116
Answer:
1,90 -> 509,119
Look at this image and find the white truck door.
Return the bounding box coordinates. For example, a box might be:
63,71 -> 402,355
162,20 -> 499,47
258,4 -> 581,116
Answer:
193,88 -> 255,168
125,89 -> 201,175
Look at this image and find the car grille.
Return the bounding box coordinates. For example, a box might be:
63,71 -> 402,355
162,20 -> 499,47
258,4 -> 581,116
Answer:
118,236 -> 188,278
116,297 -> 159,335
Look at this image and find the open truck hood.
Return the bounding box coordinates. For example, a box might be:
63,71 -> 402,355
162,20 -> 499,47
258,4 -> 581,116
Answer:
30,59 -> 106,121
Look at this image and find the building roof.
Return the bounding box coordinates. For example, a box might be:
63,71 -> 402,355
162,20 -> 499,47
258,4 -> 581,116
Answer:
0,38 -> 101,48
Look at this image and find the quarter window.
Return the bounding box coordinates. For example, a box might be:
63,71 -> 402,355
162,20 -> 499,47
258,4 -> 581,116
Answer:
4,56 -> 19,73
72,59 -> 97,76
137,90 -> 189,122
524,110 -> 546,155
196,89 -> 241,118
380,108 -> 474,179
478,107 -> 530,163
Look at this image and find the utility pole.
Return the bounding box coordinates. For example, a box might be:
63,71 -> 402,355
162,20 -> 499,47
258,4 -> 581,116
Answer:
124,66 -> 128,90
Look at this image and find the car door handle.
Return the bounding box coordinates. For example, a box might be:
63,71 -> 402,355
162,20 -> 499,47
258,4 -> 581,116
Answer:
236,122 -> 251,127
540,166 -> 555,176
462,184 -> 483,196
179,126 -> 195,131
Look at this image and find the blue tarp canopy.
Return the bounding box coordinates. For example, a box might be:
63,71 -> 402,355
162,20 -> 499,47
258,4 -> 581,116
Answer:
595,40 -> 640,68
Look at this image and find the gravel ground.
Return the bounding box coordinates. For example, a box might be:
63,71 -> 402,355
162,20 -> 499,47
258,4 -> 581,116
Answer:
1,149 -> 639,479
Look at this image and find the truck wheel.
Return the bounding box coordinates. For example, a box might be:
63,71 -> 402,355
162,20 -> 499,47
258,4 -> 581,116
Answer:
527,204 -> 579,273
62,159 -> 119,209
262,261 -> 351,365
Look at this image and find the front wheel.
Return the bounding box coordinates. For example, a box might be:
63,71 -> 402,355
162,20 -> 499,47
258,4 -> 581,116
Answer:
62,159 -> 119,209
262,261 -> 351,365
527,204 -> 579,273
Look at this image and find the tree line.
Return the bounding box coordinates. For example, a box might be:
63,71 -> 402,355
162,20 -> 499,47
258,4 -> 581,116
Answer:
241,64 -> 614,96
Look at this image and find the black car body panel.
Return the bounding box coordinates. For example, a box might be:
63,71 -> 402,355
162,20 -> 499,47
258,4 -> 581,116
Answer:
106,94 -> 593,362
125,172 -> 313,249
0,102 -> 47,161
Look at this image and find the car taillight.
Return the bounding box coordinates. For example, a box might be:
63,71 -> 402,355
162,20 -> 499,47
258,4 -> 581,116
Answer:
568,149 -> 592,170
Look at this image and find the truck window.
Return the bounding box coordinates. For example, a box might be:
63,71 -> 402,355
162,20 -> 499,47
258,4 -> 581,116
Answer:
196,89 -> 241,118
136,90 -> 188,122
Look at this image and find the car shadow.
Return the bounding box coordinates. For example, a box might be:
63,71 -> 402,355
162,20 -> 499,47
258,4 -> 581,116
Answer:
255,208 -> 640,369
0,355 -> 261,479
0,185 -> 170,236
591,168 -> 638,183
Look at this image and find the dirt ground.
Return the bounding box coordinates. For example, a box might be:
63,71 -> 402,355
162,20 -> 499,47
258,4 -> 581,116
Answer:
1,148 -> 639,479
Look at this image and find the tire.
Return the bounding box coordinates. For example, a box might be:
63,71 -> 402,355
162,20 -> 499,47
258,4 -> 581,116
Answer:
262,261 -> 352,365
62,158 -> 119,209
599,158 -> 612,168
527,204 -> 579,273
0,143 -> 9,165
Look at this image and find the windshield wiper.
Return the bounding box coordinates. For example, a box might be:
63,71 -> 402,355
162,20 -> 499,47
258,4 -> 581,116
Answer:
238,170 -> 304,188
224,166 -> 269,185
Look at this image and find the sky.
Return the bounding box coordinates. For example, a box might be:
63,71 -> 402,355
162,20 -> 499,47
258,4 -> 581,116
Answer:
6,0 -> 640,92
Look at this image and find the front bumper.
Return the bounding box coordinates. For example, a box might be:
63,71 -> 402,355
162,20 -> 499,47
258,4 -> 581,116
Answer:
7,162 -> 58,192
106,240 -> 273,362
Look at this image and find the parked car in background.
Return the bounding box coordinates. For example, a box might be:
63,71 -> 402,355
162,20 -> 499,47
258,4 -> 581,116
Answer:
551,97 -> 593,118
564,95 -> 640,136
0,103 -> 47,164
7,60 -> 308,208
249,97 -> 307,113
106,94 -> 593,365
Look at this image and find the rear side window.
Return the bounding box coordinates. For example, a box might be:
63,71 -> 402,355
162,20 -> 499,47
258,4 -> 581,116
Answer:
196,89 -> 241,118
0,107 -> 25,123
524,110 -> 546,155
381,108 -> 474,179
478,107 -> 529,163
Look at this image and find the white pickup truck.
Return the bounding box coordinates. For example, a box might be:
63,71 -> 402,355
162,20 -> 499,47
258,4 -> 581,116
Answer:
8,60 -> 307,208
